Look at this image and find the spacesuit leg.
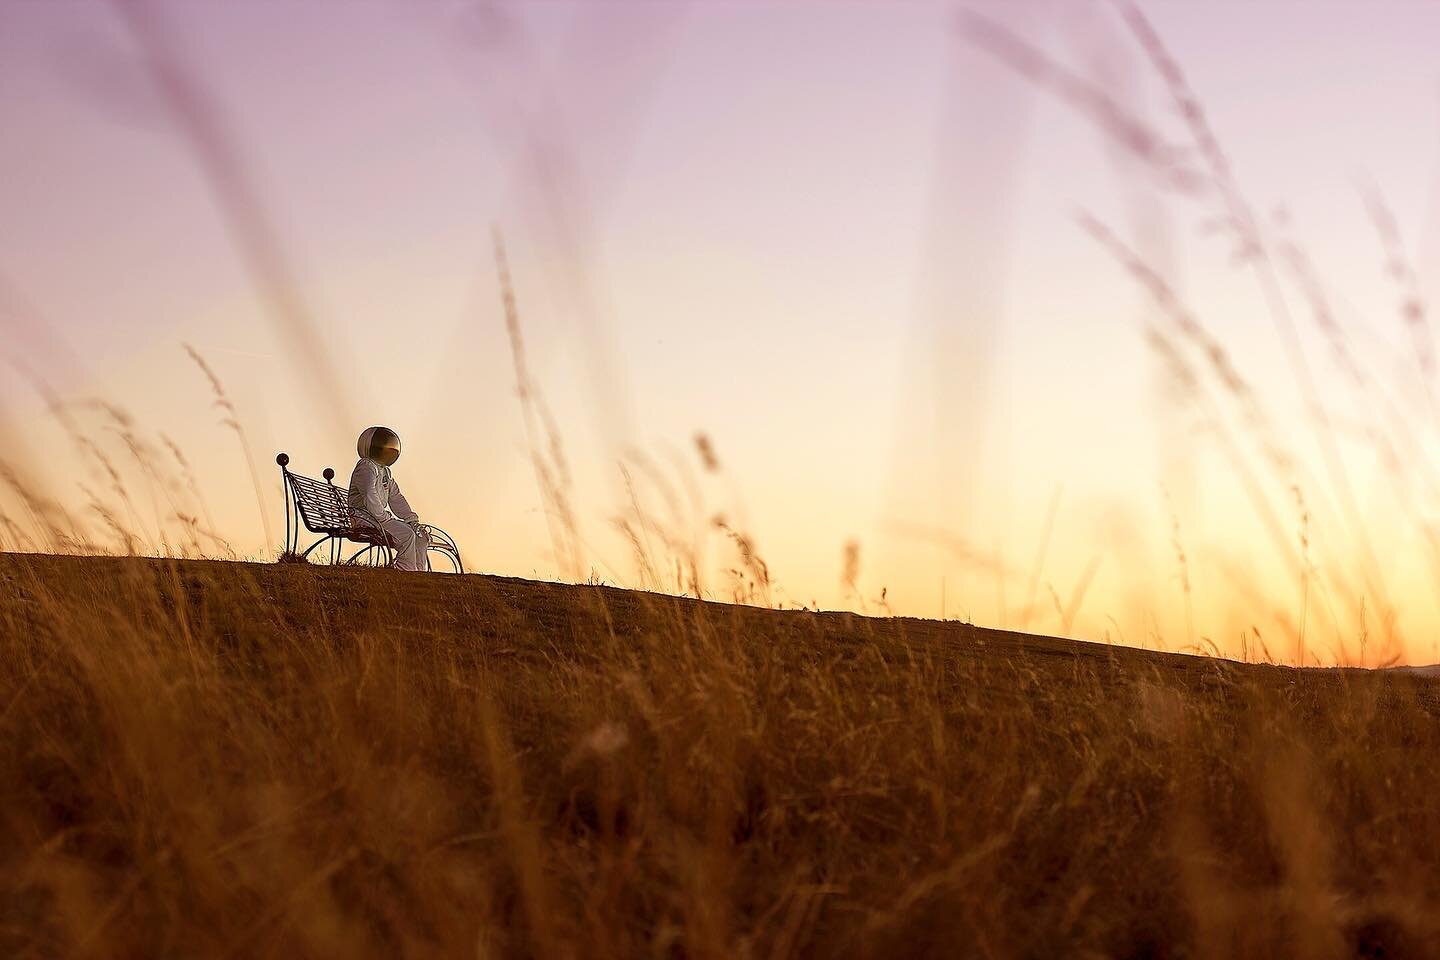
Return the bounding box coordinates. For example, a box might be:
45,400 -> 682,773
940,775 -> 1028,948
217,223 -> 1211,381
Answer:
381,517 -> 423,571
416,526 -> 432,572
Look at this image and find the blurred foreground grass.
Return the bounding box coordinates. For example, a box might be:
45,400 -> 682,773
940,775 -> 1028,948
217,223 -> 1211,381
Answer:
2,554 -> 1438,958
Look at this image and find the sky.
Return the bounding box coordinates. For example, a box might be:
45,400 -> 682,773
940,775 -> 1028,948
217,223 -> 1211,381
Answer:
2,0 -> 1440,663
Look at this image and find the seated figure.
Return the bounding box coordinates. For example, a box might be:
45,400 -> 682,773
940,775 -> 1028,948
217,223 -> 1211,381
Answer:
348,425 -> 431,571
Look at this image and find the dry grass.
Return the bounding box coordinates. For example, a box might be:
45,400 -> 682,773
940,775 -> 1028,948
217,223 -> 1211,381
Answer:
3,553 -> 1440,958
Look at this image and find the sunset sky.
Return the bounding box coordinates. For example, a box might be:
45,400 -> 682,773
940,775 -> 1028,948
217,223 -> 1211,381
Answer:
3,0 -> 1440,662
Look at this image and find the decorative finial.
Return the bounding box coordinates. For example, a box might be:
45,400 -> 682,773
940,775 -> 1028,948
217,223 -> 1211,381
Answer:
323,467 -> 335,482
276,453 -> 290,467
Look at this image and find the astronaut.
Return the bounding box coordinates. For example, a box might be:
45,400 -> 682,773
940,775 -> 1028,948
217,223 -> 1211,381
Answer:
348,425 -> 431,571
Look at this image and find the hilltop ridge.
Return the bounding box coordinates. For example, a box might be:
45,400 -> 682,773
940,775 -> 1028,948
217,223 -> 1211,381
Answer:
0,551 -> 1296,677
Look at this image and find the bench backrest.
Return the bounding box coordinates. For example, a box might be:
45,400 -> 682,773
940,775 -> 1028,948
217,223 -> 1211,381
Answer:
287,471 -> 352,534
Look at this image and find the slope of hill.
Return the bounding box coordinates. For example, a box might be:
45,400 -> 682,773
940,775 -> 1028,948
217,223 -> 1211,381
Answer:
1,554 -> 1436,958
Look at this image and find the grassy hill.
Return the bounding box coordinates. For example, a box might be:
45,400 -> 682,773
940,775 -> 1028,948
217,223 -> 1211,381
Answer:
2,554 -> 1437,958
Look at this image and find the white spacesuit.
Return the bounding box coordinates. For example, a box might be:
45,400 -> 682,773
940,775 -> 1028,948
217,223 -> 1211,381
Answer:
348,425 -> 431,572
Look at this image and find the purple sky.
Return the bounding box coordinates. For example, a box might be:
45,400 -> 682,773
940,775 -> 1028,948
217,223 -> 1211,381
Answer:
2,1 -> 1439,661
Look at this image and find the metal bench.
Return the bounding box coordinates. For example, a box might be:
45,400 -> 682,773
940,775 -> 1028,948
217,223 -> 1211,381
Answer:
276,453 -> 464,572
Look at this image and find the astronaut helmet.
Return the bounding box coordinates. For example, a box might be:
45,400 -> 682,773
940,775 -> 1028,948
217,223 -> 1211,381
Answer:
357,426 -> 401,466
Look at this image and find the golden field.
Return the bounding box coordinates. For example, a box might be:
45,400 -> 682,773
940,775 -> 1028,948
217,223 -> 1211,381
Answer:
2,553 -> 1438,958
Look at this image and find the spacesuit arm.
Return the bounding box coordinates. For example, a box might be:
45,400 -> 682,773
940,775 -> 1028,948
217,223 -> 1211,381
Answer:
388,477 -> 419,523
350,459 -> 391,525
